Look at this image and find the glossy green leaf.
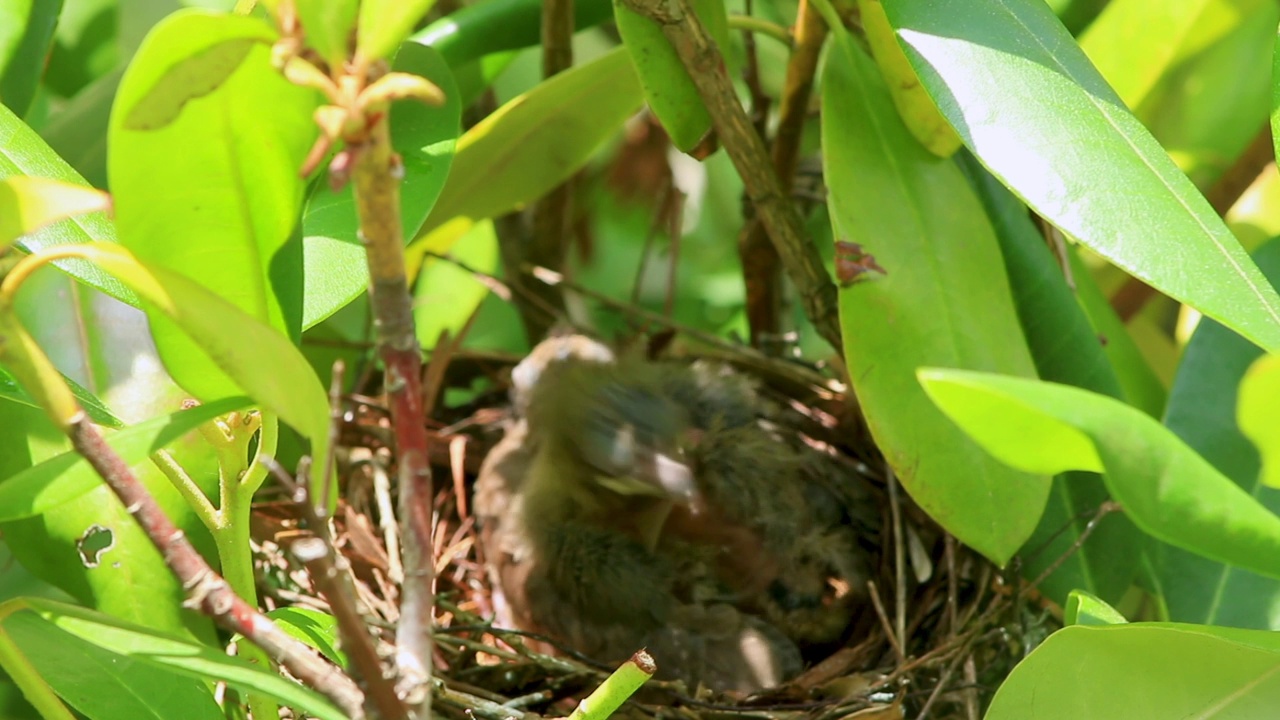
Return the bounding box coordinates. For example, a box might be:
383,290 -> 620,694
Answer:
37,69 -> 120,189
0,177 -> 110,247
294,0 -> 357,69
109,9 -> 318,398
0,396 -> 247,522
1079,0 -> 1220,112
0,104 -> 133,306
1156,238 -> 1280,629
357,0 -> 436,63
75,244 -> 329,463
1240,354 -> 1280,489
300,41 -> 460,328
822,30 -> 1046,564
2,598 -> 345,720
0,367 -> 121,429
1069,247 -> 1167,417
413,219 -> 497,348
1064,590 -> 1127,626
987,624 -> 1280,719
4,609 -> 219,720
411,0 -> 614,68
414,47 -> 642,242
614,0 -> 728,151
1135,0 -> 1274,188
919,368 -> 1280,580
959,154 -> 1139,604
881,0 -> 1280,353
0,0 -> 60,117
264,607 -> 345,668
858,0 -> 958,156
0,400 -> 218,645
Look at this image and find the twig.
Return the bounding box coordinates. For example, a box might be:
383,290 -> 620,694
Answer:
867,580 -> 904,664
619,0 -> 842,351
347,66 -> 435,713
1025,501 -> 1121,594
528,0 -> 577,339
887,464 -> 907,653
913,646 -> 971,720
740,0 -> 825,347
264,457 -> 409,720
66,417 -> 366,718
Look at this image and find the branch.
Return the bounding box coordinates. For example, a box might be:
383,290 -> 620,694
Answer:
740,0 -> 827,348
620,0 -> 843,351
67,416 -> 366,718
349,67 -> 436,716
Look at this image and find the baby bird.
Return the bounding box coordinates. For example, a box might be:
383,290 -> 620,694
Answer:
475,335 -> 876,691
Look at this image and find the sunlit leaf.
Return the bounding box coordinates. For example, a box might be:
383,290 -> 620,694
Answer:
919,369 -> 1280,580
881,0 -> 1280,352
822,29 -> 1046,564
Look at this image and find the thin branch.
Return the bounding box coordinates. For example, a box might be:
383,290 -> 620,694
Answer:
348,66 -> 435,715
740,0 -> 826,347
619,0 -> 843,351
527,0 -> 577,341
66,415 -> 366,718
265,458 -> 409,720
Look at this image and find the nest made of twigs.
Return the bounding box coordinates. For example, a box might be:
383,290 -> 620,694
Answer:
250,334 -> 1056,720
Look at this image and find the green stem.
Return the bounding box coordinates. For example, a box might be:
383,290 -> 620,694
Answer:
150,449 -> 219,530
728,14 -> 793,47
806,0 -> 843,35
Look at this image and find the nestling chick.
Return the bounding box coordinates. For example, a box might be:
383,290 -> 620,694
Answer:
475,335 -> 877,691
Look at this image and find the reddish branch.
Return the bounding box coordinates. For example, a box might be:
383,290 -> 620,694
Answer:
620,0 -> 843,351
67,415 -> 366,718
349,97 -> 435,714
739,0 -> 827,347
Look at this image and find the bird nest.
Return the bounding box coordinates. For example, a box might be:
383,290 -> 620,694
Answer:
250,330 -> 1057,720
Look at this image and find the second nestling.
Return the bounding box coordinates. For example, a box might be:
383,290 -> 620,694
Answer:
474,334 -> 882,694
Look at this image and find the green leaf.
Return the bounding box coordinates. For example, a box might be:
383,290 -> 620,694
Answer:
0,177 -> 110,248
411,0 -> 614,68
1079,0 -> 1219,112
413,47 -> 642,242
0,400 -> 218,645
264,607 -> 345,668
1240,354 -> 1280,489
3,608 -> 220,720
413,219 -> 497,348
1157,238 -> 1280,629
614,0 -> 729,151
294,0 -> 358,69
0,396 -> 247,522
918,368 -> 1280,580
0,366 -> 121,429
109,9 -> 318,398
881,0 -> 1280,353
301,41 -> 460,328
1134,0 -> 1273,188
1,598 -> 345,720
357,0 -> 436,63
821,29 -> 1046,564
0,0 -> 60,117
0,104 -> 133,306
1064,590 -> 1127,626
958,154 -> 1140,605
987,624 -> 1280,719
77,244 -> 329,464
1067,248 -> 1167,418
